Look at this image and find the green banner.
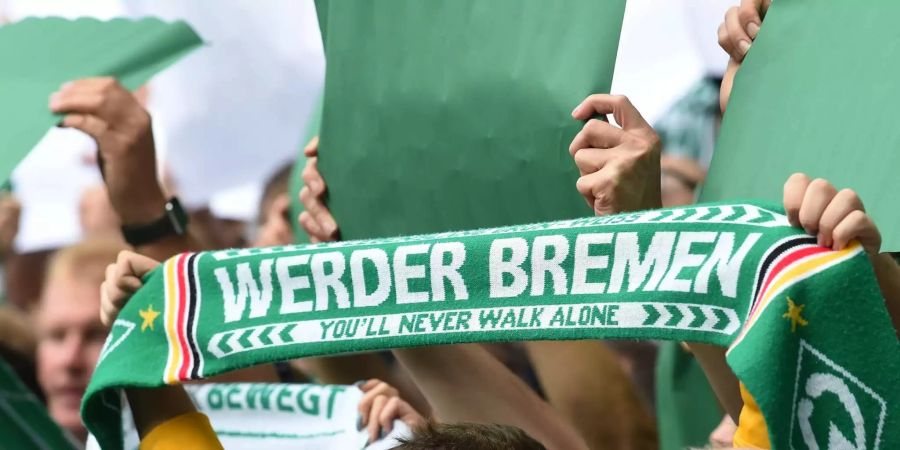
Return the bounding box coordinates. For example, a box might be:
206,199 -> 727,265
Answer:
0,17 -> 202,183
87,383 -> 409,450
314,0 -> 625,239
700,0 -> 900,251
82,201 -> 900,450
0,359 -> 77,450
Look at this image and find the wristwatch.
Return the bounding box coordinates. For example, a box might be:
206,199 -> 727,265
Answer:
121,197 -> 189,246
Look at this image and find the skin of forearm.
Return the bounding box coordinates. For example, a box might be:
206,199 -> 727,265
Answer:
526,341 -> 657,450
685,343 -> 743,422
869,253 -> 900,339
394,344 -> 588,450
126,385 -> 198,439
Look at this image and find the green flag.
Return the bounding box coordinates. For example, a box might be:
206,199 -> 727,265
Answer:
700,0 -> 900,251
314,0 -> 625,239
0,358 -> 77,450
655,342 -> 723,450
82,201 -> 900,450
0,17 -> 203,183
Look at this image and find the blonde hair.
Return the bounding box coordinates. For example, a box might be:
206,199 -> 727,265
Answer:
0,305 -> 35,357
42,238 -> 127,296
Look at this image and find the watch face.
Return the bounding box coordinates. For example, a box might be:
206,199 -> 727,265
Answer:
167,197 -> 189,235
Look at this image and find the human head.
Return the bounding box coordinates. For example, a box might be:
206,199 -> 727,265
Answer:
252,163 -> 294,247
391,421 -> 546,450
35,238 -> 123,442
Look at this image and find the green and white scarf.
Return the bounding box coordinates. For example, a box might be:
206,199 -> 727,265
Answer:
83,201 -> 900,450
0,359 -> 78,450
85,383 -> 409,450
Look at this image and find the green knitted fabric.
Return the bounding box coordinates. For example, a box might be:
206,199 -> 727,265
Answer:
0,359 -> 77,449
83,201 -> 900,450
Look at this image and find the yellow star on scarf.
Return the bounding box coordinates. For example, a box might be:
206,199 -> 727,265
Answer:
139,305 -> 161,332
782,297 -> 808,333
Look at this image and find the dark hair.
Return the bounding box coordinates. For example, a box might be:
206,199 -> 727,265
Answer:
391,421 -> 546,450
257,163 -> 294,224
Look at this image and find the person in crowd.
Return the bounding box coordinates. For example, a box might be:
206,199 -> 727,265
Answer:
254,163 -> 295,248
35,238 -> 123,443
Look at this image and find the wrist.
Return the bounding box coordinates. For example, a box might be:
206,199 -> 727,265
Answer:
115,191 -> 168,226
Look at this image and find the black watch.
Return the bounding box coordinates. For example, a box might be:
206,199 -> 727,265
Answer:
121,197 -> 189,246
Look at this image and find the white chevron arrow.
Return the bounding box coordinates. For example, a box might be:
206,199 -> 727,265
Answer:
226,331 -> 244,354
676,305 -> 694,328
734,205 -> 761,223
709,205 -> 735,222
208,333 -> 226,358
268,324 -> 289,345
683,206 -> 711,222
247,327 -> 266,349
659,208 -> 687,222
656,305 -> 672,326
700,306 -> 717,330
722,309 -> 740,334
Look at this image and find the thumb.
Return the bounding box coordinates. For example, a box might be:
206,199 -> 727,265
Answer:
303,136 -> 320,158
123,251 -> 161,279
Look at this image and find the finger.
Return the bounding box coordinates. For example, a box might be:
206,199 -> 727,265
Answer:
568,119 -> 626,155
717,22 -> 735,56
738,0 -> 763,39
303,136 -> 320,158
798,178 -> 837,235
50,91 -> 107,115
817,189 -> 865,248
396,399 -> 424,428
51,78 -> 136,122
378,397 -> 400,435
572,148 -> 615,176
360,379 -> 381,392
725,7 -> 753,61
575,170 -> 617,215
833,210 -> 881,254
370,382 -> 398,399
301,158 -> 326,196
367,395 -> 387,443
298,211 -> 323,239
60,114 -> 110,141
99,281 -> 112,326
783,173 -> 811,227
101,297 -> 121,328
357,382 -> 384,424
299,187 -> 338,237
571,94 -> 651,133
118,251 -> 160,278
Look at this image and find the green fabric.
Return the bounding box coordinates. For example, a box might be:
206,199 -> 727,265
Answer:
0,358 -> 77,450
655,341 -> 723,450
700,0 -> 900,251
314,0 -> 624,239
82,201 -> 900,450
0,17 -> 202,183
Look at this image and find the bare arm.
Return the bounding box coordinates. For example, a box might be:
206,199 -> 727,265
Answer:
869,254 -> 900,338
394,344 -> 588,450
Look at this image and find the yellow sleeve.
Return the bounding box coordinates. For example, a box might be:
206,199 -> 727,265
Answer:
732,383 -> 771,449
139,412 -> 223,450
